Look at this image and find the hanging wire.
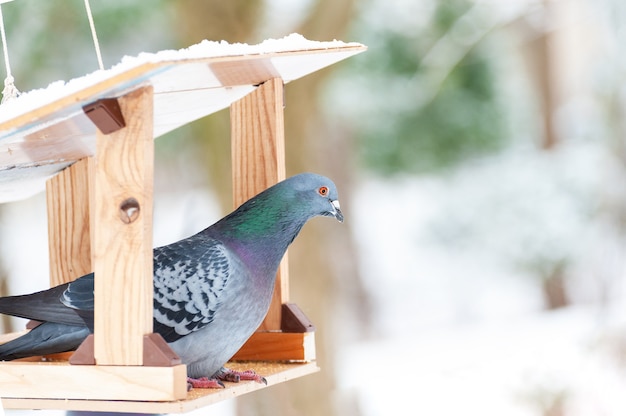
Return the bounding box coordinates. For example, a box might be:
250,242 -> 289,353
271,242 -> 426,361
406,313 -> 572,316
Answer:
0,3 -> 19,104
84,0 -> 104,71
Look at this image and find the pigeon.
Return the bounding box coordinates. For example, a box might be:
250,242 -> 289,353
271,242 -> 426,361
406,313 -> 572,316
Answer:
0,173 -> 343,388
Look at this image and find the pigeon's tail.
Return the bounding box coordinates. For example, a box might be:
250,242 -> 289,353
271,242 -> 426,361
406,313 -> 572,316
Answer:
0,280 -> 93,329
0,322 -> 90,360
0,284 -> 68,320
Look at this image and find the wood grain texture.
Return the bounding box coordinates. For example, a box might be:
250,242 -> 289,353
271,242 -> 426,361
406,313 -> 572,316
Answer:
46,158 -> 93,286
230,78 -> 288,331
232,331 -> 316,362
92,86 -> 154,365
0,362 -> 186,401
211,58 -> 280,86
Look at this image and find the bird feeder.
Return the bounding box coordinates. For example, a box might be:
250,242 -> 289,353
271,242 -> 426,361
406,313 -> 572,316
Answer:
0,35 -> 365,412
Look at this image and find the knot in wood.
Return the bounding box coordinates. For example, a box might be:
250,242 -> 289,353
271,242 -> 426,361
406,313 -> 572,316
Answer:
119,197 -> 140,224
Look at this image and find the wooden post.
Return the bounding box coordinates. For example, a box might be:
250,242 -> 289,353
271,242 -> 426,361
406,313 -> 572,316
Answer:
92,86 -> 154,365
46,158 -> 93,286
230,78 -> 288,331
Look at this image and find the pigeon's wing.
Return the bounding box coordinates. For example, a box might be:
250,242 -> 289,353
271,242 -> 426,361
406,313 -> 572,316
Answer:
152,237 -> 233,343
60,273 -> 95,311
0,276 -> 92,327
0,322 -> 90,360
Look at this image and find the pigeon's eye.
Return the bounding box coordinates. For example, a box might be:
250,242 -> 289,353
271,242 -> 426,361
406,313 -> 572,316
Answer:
318,186 -> 329,196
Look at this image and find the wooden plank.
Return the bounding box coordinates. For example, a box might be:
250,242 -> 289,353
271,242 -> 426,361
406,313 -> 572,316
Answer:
211,58 -> 280,86
92,86 -> 154,365
46,158 -> 93,286
230,78 -> 288,331
1,362 -> 318,413
0,362 -> 186,401
232,331 -> 316,362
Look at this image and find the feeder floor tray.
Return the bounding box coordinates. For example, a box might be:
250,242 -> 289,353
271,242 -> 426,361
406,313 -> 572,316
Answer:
2,361 -> 319,413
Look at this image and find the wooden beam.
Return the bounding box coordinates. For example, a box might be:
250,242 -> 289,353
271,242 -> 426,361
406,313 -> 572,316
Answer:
0,361 -> 186,401
230,78 -> 288,331
46,158 -> 93,286
232,332 -> 315,362
92,86 -> 154,365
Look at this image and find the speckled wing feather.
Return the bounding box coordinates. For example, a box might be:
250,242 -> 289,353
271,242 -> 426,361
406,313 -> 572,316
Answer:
152,235 -> 231,343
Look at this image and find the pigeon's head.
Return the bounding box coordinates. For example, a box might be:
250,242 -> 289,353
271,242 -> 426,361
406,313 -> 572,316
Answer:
214,173 -> 343,255
282,173 -> 344,223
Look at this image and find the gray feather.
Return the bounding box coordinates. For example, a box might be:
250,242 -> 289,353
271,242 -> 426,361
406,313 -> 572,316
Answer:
0,322 -> 89,360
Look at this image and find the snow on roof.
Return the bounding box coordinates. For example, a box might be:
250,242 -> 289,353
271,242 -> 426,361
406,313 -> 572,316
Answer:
0,34 -> 363,126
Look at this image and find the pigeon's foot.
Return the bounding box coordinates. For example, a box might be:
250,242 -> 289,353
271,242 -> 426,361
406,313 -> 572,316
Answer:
187,376 -> 224,390
215,366 -> 268,385
186,368 -> 267,390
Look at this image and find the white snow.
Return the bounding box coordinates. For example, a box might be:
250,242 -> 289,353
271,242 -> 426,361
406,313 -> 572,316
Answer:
345,140 -> 626,415
338,305 -> 626,416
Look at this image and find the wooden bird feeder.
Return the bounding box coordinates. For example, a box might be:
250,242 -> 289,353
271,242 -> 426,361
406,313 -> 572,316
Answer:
0,36 -> 365,412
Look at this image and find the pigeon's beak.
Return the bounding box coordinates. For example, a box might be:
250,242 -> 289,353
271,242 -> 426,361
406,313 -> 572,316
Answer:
329,199 -> 344,223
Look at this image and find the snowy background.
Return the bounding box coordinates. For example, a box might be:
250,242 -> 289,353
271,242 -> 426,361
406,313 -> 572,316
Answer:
343,144 -> 626,415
